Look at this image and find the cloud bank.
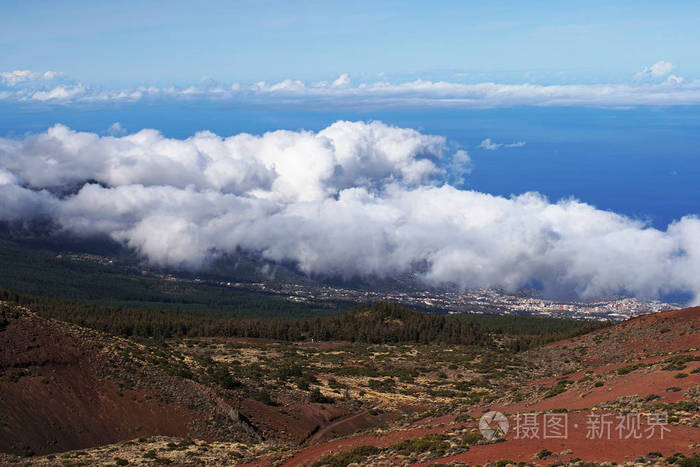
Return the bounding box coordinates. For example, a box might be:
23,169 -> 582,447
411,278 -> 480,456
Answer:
1,122 -> 699,304
634,60 -> 675,80
1,62 -> 700,108
0,69 -> 58,86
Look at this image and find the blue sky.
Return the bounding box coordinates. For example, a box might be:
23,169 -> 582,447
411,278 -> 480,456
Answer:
2,0 -> 700,86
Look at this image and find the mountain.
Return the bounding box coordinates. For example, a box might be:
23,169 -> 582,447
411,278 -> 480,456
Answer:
0,303 -> 258,457
253,306 -> 699,467
0,299 -> 697,465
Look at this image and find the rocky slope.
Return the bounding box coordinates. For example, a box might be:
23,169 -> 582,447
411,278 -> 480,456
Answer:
0,303 -> 257,457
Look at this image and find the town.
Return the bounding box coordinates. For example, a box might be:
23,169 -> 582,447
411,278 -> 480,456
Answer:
217,279 -> 678,321
61,251 -> 680,321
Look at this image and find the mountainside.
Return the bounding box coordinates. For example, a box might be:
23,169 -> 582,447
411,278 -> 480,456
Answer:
0,302 -> 697,466
244,306 -> 699,466
0,303 -> 258,457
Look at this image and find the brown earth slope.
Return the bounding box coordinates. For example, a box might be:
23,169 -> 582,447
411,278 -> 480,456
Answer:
254,307 -> 700,466
0,303 -> 257,457
0,304 -> 697,466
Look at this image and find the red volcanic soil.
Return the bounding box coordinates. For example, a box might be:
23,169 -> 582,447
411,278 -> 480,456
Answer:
249,307 -> 700,466
238,391 -> 385,445
241,415 -> 453,466
238,399 -> 344,444
274,416 -> 453,467
0,368 -> 196,456
0,305 -> 252,456
424,411 -> 699,466
497,353 -> 700,415
308,410 -> 396,444
1,302 -> 696,463
462,307 -> 700,463
558,306 -> 700,361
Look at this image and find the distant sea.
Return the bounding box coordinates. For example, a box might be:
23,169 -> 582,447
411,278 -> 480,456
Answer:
2,102 -> 699,230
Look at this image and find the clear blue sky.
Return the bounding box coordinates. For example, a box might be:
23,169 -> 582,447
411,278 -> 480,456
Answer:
2,0 -> 699,86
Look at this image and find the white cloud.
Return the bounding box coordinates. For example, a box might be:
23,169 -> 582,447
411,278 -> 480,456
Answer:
479,138 -> 526,150
0,121 -> 445,202
331,73 -> 352,87
266,79 -> 306,92
635,60 -> 674,80
0,69 -> 58,86
30,84 -> 87,101
649,61 -> 673,77
666,74 -> 684,85
1,70 -> 34,86
107,122 -> 126,136
445,149 -> 472,186
479,138 -> 501,150
0,122 -> 699,304
3,69 -> 700,107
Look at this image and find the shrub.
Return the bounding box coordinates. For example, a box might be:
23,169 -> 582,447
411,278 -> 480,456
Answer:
251,389 -> 273,405
311,445 -> 381,467
461,432 -> 484,446
454,381 -> 474,391
165,439 -> 195,451
678,454 -> 700,467
666,453 -> 687,465
544,380 -> 572,398
398,373 -> 415,383
208,365 -> 241,390
327,377 -> 343,388
662,355 -> 700,371
332,366 -> 380,377
616,364 -> 644,375
277,362 -> 303,380
309,388 -> 332,404
494,460 -> 514,467
653,400 -> 697,412
367,378 -> 396,392
390,433 -> 449,456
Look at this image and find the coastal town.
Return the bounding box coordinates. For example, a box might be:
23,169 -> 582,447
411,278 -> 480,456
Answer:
61,251 -> 680,322
218,279 -> 679,322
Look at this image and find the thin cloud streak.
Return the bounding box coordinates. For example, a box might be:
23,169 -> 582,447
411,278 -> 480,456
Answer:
2,66 -> 700,108
479,139 -> 526,151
